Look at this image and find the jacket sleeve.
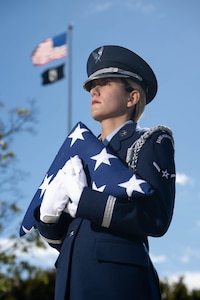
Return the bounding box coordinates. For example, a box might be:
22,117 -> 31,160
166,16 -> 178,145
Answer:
34,207 -> 73,251
76,130 -> 175,239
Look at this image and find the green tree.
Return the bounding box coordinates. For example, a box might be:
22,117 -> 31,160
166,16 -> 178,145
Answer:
170,276 -> 189,300
190,289 -> 200,300
0,267 -> 56,300
160,276 -> 200,300
160,278 -> 171,299
0,100 -> 49,296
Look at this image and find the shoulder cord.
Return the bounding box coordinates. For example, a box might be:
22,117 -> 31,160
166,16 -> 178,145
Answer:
126,125 -> 173,172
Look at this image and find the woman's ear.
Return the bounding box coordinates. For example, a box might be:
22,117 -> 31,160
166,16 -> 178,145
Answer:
127,90 -> 140,108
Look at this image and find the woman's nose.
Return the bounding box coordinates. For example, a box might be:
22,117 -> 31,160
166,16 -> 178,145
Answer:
90,85 -> 100,96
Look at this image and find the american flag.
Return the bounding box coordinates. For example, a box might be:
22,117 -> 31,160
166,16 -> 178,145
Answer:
20,122 -> 153,236
31,33 -> 67,66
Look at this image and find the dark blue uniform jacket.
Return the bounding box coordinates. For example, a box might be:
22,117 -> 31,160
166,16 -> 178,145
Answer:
35,122 -> 175,300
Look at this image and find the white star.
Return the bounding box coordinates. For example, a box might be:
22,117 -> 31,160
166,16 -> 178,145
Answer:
39,174 -> 53,198
118,174 -> 147,197
68,123 -> 89,146
22,225 -> 35,234
90,148 -> 117,171
162,169 -> 170,179
92,181 -> 106,192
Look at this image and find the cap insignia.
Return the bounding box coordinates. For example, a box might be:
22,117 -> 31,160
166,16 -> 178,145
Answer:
92,46 -> 104,64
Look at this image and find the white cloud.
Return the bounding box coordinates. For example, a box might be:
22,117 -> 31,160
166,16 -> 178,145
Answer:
180,247 -> 200,264
85,0 -> 156,16
21,246 -> 58,268
125,1 -> 156,14
94,3 -> 112,13
150,253 -> 167,264
0,238 -> 57,268
85,2 -> 113,16
176,172 -> 190,185
168,271 -> 200,291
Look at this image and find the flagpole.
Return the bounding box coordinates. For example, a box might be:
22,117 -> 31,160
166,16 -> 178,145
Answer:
67,24 -> 73,133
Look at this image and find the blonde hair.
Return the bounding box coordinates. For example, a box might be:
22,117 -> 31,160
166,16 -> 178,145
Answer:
123,78 -> 146,122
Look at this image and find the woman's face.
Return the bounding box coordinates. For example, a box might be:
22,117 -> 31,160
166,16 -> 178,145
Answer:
89,78 -> 131,122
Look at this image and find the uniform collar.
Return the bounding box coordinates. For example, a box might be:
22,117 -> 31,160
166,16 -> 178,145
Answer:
104,120 -> 134,143
107,121 -> 138,153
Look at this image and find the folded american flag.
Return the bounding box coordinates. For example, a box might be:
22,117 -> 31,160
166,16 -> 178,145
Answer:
20,122 -> 153,236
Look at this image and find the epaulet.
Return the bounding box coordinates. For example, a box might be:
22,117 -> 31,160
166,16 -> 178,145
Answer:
126,125 -> 174,172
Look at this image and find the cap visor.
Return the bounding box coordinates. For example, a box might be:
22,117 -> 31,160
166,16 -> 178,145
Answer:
83,73 -> 130,91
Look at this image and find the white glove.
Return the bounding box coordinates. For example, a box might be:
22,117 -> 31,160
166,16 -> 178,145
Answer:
63,155 -> 87,217
40,169 -> 69,223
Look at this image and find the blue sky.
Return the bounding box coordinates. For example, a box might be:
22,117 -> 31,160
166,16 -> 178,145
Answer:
1,0 -> 200,290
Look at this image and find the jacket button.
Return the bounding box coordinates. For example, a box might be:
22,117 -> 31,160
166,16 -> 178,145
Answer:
68,230 -> 74,238
119,130 -> 127,136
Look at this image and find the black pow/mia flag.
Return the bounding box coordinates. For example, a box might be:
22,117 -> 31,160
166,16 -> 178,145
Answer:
41,64 -> 65,85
